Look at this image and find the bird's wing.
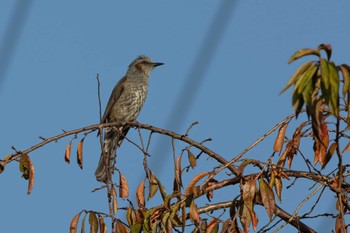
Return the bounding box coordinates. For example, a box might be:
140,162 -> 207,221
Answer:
101,75 -> 127,123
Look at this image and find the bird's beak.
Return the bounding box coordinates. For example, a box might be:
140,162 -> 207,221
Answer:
153,62 -> 164,67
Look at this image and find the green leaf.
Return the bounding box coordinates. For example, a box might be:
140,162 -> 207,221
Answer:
339,64 -> 350,98
280,60 -> 314,94
130,223 -> 142,233
328,61 -> 340,117
288,49 -> 320,64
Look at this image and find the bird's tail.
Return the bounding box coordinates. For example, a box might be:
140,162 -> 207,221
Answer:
95,127 -> 120,182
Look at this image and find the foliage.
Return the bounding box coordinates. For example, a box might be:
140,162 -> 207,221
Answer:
1,44 -> 349,232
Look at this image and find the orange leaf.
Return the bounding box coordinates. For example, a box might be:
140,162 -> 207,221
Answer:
65,141 -> 72,164
136,180 -> 145,209
273,123 -> 288,152
70,212 -> 81,233
184,172 -> 209,196
206,219 -> 219,233
77,139 -> 84,169
189,201 -> 200,225
99,216 -> 107,233
119,172 -> 129,199
342,140 -> 350,154
259,178 -> 276,220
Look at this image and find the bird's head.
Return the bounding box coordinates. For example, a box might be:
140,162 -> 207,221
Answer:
128,55 -> 164,76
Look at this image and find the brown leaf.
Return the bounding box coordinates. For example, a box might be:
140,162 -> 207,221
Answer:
136,180 -> 145,209
126,207 -> 136,226
342,140 -> 350,154
175,154 -> 183,189
274,176 -> 283,203
189,201 -> 200,225
19,153 -> 35,195
187,149 -> 197,168
69,212 -> 81,233
259,178 -> 276,220
119,172 -> 129,199
98,215 -> 107,233
184,171 -> 209,196
322,143 -> 337,169
148,170 -> 158,200
242,178 -> 256,204
335,214 -> 346,233
154,176 -> 166,201
246,205 -> 259,232
110,186 -> 118,215
314,122 -> 329,166
317,44 -> 332,61
65,141 -> 72,164
89,211 -> 98,233
116,220 -> 129,233
273,123 -> 288,152
237,159 -> 256,174
206,219 -> 219,233
77,139 -> 84,169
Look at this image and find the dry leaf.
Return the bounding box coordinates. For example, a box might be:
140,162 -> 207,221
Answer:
136,180 -> 145,209
19,153 -> 35,195
175,154 -> 183,189
187,149 -> 197,168
259,178 -> 276,220
89,212 -> 98,233
77,139 -> 84,169
184,172 -> 209,196
69,212 -> 81,233
65,141 -> 72,164
242,178 -> 256,204
189,201 -> 200,225
119,172 -> 129,199
273,123 -> 288,152
148,170 -> 158,200
342,140 -> 350,154
99,215 -> 107,233
239,202 -> 251,233
274,176 -> 283,203
206,219 -> 219,233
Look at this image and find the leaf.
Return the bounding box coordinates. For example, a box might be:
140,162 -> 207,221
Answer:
313,122 -> 329,166
19,153 -> 35,195
154,176 -> 167,201
206,219 -> 219,233
89,212 -> 98,233
246,206 -> 259,232
335,214 -> 346,233
69,212 -> 81,233
116,220 -> 129,233
99,215 -> 107,233
110,186 -> 118,215
322,143 -> 337,169
184,171 -> 209,196
81,213 -> 87,233
237,159 -> 256,174
119,171 -> 129,199
148,170 -> 158,200
77,139 -> 84,169
339,64 -> 350,97
273,122 -> 289,152
65,141 -> 72,164
288,48 -> 320,64
175,154 -> 183,189
317,44 -> 332,61
238,202 -> 251,233
328,61 -> 340,117
187,149 -> 197,168
280,60 -> 314,94
189,201 -> 200,225
242,178 -> 256,205
136,180 -> 145,209
259,178 -> 276,220
342,140 -> 350,154
274,176 -> 283,203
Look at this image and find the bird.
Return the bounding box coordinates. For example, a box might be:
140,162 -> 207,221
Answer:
95,55 -> 164,182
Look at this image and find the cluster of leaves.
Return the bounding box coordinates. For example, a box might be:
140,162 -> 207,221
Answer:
2,44 -> 350,233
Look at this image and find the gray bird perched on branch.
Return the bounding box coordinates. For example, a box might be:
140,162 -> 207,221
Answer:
95,55 -> 164,182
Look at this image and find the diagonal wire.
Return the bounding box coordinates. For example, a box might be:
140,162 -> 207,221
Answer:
150,0 -> 237,175
0,0 -> 33,90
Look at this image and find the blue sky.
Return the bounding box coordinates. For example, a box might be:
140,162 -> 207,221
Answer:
1,1 -> 350,232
